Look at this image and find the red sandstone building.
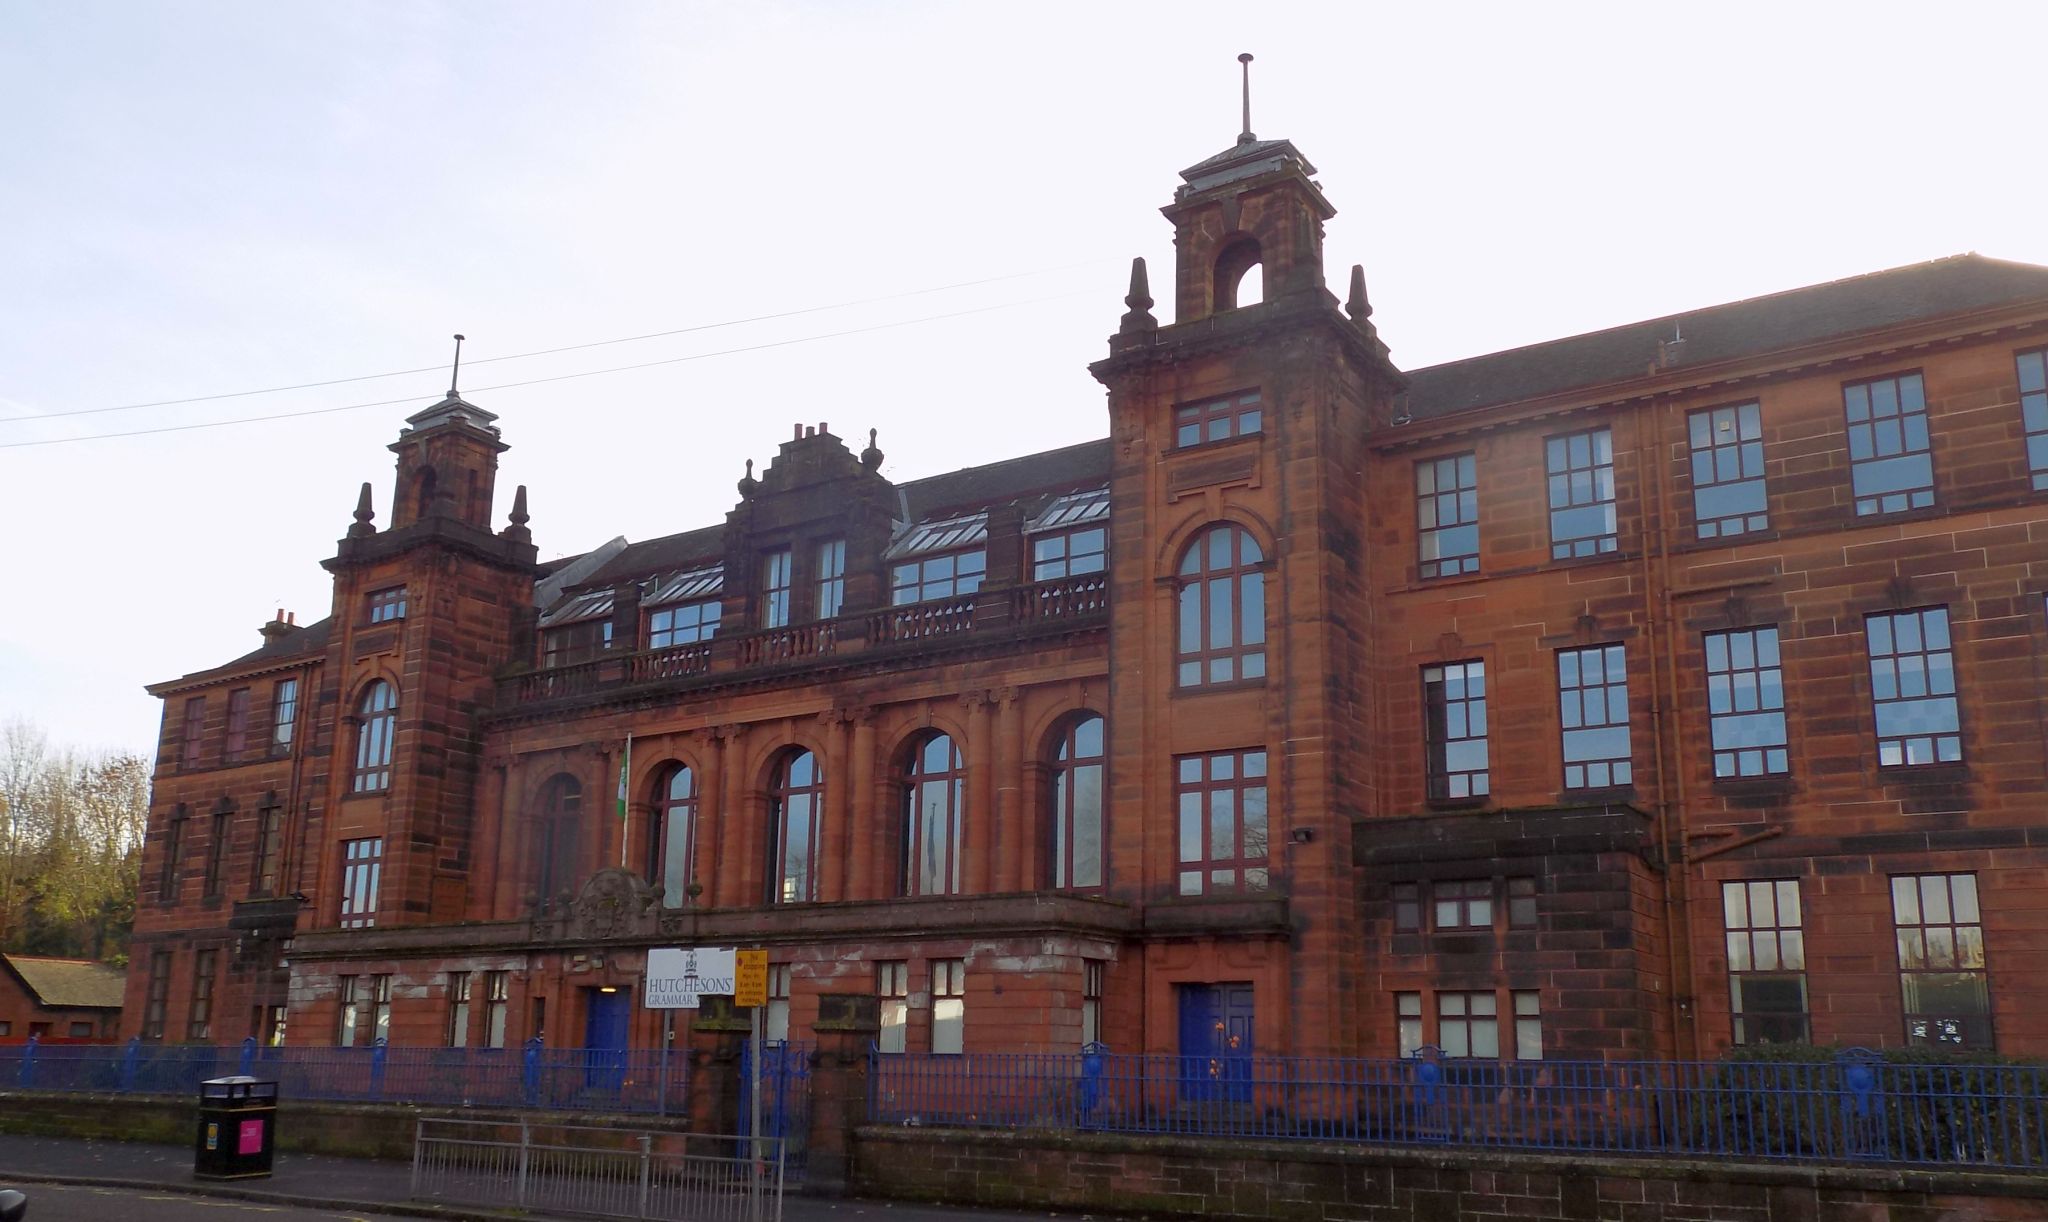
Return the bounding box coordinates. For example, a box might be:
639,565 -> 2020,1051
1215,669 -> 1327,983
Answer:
0,955 -> 125,1042
127,125 -> 2048,1068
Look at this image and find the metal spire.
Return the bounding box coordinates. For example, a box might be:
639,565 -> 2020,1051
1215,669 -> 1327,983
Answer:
448,333 -> 466,398
1238,53 -> 1255,144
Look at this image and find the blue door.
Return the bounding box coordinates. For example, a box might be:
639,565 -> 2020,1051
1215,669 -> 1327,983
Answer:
1177,983 -> 1254,1103
583,988 -> 630,1091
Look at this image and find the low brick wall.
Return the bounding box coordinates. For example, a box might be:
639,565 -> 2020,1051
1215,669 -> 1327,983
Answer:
852,1125 -> 2048,1221
0,1091 -> 693,1161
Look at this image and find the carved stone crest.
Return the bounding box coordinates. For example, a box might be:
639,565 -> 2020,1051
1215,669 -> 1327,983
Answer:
574,867 -> 653,941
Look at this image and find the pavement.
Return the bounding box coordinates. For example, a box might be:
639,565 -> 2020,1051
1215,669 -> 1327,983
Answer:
0,1133 -> 1083,1222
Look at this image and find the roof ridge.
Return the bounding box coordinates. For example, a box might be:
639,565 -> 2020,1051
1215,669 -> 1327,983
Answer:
1407,253 -> 1992,376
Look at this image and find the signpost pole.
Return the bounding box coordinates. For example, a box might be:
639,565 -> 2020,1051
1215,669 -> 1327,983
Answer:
658,1010 -> 673,1117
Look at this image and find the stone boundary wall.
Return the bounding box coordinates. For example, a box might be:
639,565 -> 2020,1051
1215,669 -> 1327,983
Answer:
0,1090 -> 693,1161
853,1125 -> 2048,1221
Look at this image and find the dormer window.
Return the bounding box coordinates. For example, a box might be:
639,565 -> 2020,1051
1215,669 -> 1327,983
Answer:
644,566 -> 723,649
1174,390 -> 1262,449
762,550 -> 793,629
885,513 -> 988,606
366,586 -> 408,624
538,587 -> 613,668
1027,488 -> 1109,581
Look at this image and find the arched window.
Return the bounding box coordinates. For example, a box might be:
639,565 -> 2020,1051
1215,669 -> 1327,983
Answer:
902,734 -> 964,896
352,681 -> 397,792
768,751 -> 823,904
650,764 -> 697,908
1050,714 -> 1105,891
1176,525 -> 1267,687
535,774 -> 582,899
1214,238 -> 1263,310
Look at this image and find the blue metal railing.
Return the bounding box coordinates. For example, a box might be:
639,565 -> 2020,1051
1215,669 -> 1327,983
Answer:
869,1045 -> 2048,1171
0,1036 -> 691,1115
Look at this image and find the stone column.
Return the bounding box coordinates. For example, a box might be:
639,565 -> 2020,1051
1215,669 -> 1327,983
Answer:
804,993 -> 880,1196
687,997 -> 751,1135
964,692 -> 995,894
821,710 -> 853,901
994,687 -> 1025,891
847,710 -> 877,901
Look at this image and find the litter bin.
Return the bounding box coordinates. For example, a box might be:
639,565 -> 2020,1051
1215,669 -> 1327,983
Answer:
194,1075 -> 277,1180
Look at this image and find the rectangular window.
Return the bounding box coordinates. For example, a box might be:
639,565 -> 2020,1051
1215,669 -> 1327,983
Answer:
337,975 -> 360,1046
647,600 -> 720,650
1866,607 -> 1962,766
264,1005 -> 287,1047
1174,748 -> 1269,896
1433,879 -> 1493,930
1507,878 -> 1538,928
1512,991 -> 1543,1060
203,807 -> 230,897
1081,961 -> 1104,1048
1438,992 -> 1499,1058
270,679 -> 298,753
542,620 -> 612,668
1706,628 -> 1789,778
1558,643 -> 1632,789
252,798 -> 284,896
187,949 -> 217,1041
1846,372 -> 1935,515
931,959 -> 966,1055
1032,526 -> 1107,581
339,837 -> 383,929
762,550 -> 793,628
369,974 -> 392,1044
484,971 -> 509,1048
1174,389 -> 1262,448
1422,660 -> 1489,799
891,550 -> 986,605
446,972 -> 471,1046
181,697 -> 205,769
144,950 -> 171,1041
1395,992 -> 1423,1058
224,688 -> 251,759
1893,873 -> 1991,1049
68,1021 -> 93,1038
766,965 -> 792,1044
158,808 -> 186,902
1392,883 -> 1422,932
1724,879 -> 1810,1045
815,540 -> 846,619
367,586 -> 409,623
1546,427 -> 1618,559
877,961 -> 908,1054
2018,348 -> 2048,491
1688,403 -> 1769,538
1416,453 -> 1480,577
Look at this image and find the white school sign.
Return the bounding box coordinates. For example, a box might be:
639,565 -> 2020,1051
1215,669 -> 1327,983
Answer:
644,946 -> 737,1009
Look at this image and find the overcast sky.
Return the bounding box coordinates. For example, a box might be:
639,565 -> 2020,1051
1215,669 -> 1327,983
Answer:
4,1 -> 2045,756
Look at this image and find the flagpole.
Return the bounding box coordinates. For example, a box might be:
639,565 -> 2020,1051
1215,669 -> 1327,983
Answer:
618,732 -> 633,868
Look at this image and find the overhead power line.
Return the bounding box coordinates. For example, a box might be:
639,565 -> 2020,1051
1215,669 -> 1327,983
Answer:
0,258 -> 1118,425
0,290 -> 1092,451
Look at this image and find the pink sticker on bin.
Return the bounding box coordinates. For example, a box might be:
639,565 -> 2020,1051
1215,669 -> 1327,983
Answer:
238,1118 -> 264,1155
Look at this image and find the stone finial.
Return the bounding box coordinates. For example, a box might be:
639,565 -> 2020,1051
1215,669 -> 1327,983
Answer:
347,481 -> 377,537
737,458 -> 760,500
1118,256 -> 1157,334
861,428 -> 884,472
502,484 -> 532,543
1346,264 -> 1372,323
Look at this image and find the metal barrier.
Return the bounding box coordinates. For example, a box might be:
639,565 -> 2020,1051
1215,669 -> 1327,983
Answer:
0,1037 -> 689,1115
870,1045 -> 2048,1171
411,1118 -> 784,1222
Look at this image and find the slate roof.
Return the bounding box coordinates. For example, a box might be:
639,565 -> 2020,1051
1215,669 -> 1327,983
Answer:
900,437 -> 1111,520
3,955 -> 126,1010
221,617 -> 332,670
1404,254 -> 2048,419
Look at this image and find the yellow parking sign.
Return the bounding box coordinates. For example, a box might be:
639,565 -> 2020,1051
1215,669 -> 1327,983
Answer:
734,948 -> 769,1008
